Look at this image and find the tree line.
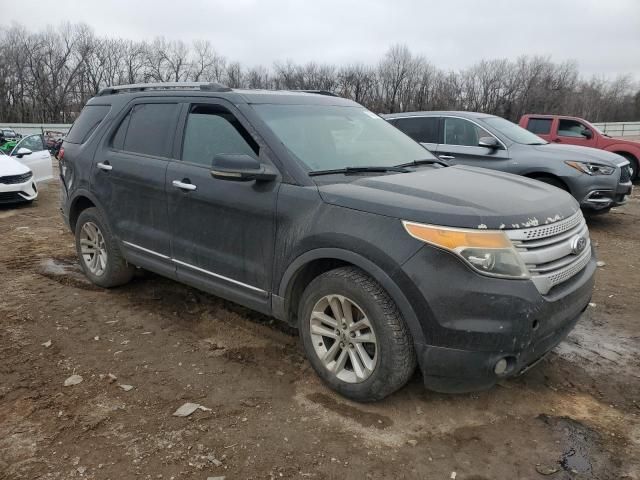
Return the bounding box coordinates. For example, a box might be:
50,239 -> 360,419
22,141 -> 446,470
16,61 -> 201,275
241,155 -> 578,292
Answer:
1,23 -> 638,124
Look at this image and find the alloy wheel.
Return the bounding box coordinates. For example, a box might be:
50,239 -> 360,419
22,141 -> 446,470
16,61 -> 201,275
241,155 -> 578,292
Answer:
309,294 -> 378,383
79,221 -> 107,276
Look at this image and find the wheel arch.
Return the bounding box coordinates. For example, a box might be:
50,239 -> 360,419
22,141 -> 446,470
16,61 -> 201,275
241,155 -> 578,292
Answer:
274,248 -> 426,346
68,189 -> 111,233
523,172 -> 571,193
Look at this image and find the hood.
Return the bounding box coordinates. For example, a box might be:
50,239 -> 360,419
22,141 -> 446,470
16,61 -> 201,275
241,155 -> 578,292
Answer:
0,155 -> 31,176
318,165 -> 579,230
531,143 -> 627,166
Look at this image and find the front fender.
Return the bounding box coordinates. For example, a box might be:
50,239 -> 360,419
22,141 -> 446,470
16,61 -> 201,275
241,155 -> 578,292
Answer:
275,246 -> 428,346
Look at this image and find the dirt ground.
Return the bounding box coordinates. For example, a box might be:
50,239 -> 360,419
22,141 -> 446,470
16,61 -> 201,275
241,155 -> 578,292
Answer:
1,175 -> 639,480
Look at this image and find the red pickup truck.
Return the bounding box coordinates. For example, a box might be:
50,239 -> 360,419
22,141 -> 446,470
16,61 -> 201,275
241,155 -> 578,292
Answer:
519,114 -> 640,180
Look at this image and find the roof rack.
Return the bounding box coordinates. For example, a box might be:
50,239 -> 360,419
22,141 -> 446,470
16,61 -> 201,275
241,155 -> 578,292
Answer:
97,82 -> 232,96
296,90 -> 339,97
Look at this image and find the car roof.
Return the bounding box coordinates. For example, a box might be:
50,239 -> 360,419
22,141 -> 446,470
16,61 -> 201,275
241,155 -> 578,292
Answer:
89,83 -> 359,108
381,111 -> 496,120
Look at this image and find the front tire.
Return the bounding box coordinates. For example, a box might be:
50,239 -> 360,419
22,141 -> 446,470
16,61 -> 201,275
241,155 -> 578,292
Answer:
532,176 -> 569,191
75,207 -> 134,288
298,267 -> 416,402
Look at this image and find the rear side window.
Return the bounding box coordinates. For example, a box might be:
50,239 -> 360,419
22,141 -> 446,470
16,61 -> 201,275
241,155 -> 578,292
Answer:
393,117 -> 439,143
65,105 -> 110,144
181,104 -> 258,167
526,118 -> 552,135
114,103 -> 179,157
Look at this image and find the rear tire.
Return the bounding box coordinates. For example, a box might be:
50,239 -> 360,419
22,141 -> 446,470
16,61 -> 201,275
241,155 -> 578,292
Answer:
75,207 -> 134,288
298,266 -> 416,402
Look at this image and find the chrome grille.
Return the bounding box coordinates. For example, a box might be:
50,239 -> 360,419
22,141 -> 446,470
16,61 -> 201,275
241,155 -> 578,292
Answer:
619,165 -> 631,183
507,211 -> 591,295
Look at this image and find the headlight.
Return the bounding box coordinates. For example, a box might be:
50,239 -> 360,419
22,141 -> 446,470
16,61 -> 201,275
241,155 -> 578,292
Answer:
565,161 -> 614,175
402,221 -> 530,279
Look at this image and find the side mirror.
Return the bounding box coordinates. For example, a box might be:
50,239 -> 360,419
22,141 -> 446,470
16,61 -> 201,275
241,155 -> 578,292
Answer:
211,153 -> 277,182
16,147 -> 32,158
478,137 -> 500,149
582,129 -> 593,139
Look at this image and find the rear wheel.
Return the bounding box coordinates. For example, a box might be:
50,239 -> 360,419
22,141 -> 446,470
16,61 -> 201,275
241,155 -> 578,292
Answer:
298,266 -> 416,402
75,207 -> 134,288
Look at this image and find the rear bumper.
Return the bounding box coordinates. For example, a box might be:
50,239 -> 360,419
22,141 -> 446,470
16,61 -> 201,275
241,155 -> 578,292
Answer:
399,245 -> 596,393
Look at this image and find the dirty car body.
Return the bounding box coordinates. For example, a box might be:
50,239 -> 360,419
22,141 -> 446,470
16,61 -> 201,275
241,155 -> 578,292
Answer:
59,84 -> 595,399
384,111 -> 632,213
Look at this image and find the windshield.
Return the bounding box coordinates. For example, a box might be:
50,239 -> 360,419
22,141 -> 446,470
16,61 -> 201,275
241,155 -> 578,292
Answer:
483,117 -> 547,145
252,104 -> 435,171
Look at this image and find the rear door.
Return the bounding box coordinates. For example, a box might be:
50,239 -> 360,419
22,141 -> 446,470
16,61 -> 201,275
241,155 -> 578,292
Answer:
166,99 -> 278,313
92,100 -> 180,276
435,116 -> 513,171
523,117 -> 554,142
10,134 -> 53,182
389,116 -> 439,152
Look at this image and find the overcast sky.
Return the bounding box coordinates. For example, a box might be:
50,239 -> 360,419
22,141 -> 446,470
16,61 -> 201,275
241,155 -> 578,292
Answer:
5,0 -> 640,79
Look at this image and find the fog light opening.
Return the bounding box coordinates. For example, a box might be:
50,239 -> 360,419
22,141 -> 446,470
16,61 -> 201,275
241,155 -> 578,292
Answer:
494,356 -> 516,376
494,358 -> 508,375
532,319 -> 539,331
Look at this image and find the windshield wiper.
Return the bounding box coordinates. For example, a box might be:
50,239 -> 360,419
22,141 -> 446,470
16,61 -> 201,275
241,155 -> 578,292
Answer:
394,158 -> 449,168
526,141 -> 547,145
308,166 -> 410,176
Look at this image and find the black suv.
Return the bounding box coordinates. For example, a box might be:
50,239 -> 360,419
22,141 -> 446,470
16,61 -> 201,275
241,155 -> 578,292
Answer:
60,83 -> 595,401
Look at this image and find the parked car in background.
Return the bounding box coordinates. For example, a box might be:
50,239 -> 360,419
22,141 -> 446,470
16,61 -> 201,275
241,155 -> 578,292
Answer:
519,114 -> 640,180
384,111 -> 632,214
44,130 -> 66,150
2,134 -> 54,183
0,150 -> 39,204
61,82 -> 595,401
0,127 -> 21,141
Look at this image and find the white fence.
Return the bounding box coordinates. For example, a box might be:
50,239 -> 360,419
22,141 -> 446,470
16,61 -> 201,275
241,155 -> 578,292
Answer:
592,121 -> 640,138
1,123 -> 72,137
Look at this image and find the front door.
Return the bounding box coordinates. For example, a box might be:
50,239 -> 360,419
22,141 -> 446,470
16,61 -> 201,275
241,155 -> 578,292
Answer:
167,100 -> 279,313
436,117 -> 513,172
552,118 -> 597,147
10,134 -> 53,182
91,101 -> 180,274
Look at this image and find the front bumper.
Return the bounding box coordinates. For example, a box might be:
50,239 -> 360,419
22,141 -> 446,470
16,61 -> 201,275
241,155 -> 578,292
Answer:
0,179 -> 38,204
398,244 -> 596,393
577,166 -> 633,211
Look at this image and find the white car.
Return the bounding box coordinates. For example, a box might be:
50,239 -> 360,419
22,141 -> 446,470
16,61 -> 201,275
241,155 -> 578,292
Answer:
0,134 -> 53,205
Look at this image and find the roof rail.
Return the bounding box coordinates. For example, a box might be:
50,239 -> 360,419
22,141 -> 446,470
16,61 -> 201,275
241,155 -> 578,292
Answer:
97,82 -> 232,96
296,90 -> 339,97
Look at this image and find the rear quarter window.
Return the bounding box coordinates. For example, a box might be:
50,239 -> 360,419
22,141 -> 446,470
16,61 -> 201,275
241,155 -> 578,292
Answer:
65,105 -> 111,144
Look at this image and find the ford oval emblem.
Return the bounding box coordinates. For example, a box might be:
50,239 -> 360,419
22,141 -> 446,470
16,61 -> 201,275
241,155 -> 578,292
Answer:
570,235 -> 587,255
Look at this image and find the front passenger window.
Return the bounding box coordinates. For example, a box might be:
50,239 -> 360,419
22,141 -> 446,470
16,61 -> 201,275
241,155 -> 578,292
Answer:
182,104 -> 258,167
443,118 -> 490,147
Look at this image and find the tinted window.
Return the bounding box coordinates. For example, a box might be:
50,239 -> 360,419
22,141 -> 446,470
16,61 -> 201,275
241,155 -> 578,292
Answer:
66,105 -> 110,144
182,105 -> 258,166
393,117 -> 439,143
119,103 -> 179,157
443,117 -> 491,147
253,105 -> 435,171
526,118 -> 552,135
558,119 -> 588,138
